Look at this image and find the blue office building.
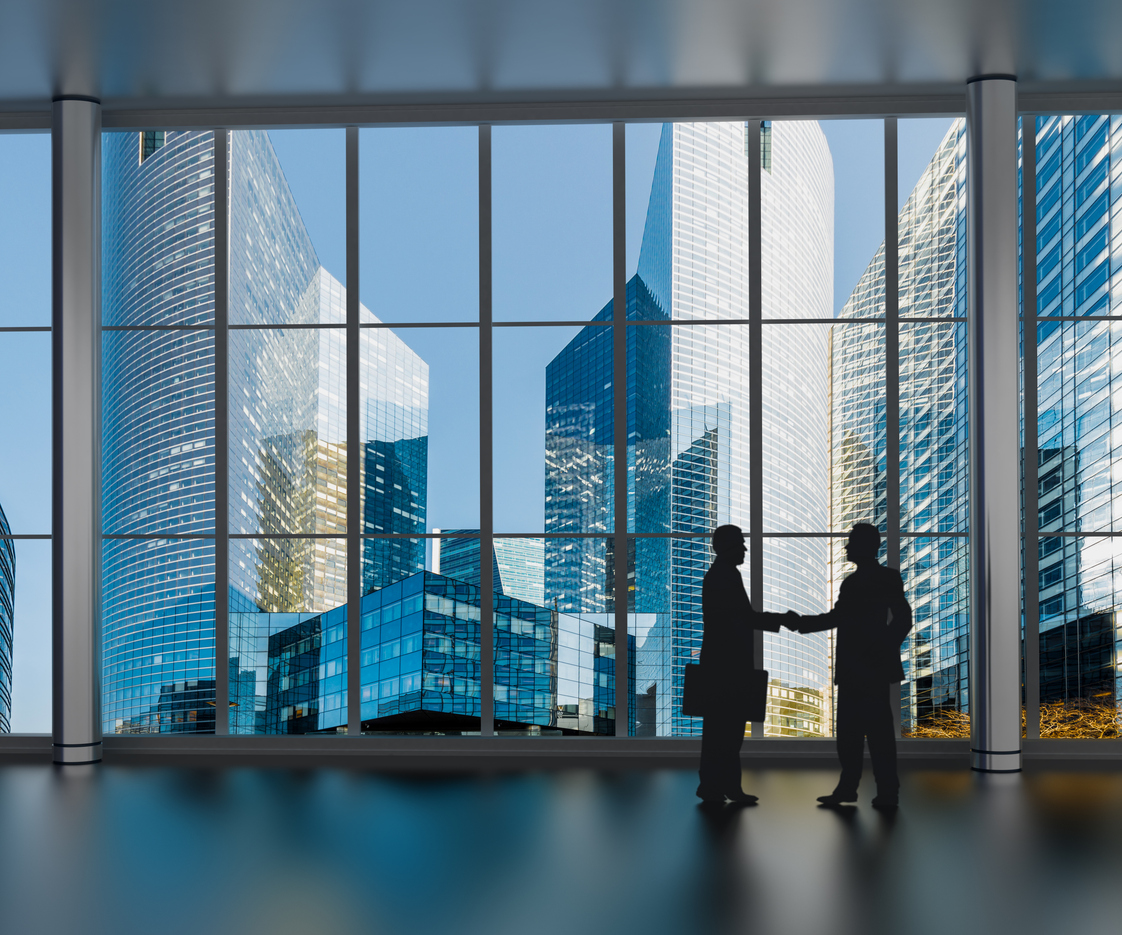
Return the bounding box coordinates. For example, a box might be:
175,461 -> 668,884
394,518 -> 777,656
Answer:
102,130 -> 428,733
433,530 -> 546,606
252,571 -> 614,735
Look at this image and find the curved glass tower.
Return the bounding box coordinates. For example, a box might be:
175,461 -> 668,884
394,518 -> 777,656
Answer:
0,503 -> 13,732
102,130 -> 428,733
545,121 -> 834,736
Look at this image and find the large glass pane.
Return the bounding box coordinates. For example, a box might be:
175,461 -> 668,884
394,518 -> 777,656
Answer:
493,125 -> 611,321
103,330 -> 215,536
0,333 -> 51,534
496,324 -> 607,534
828,321 -> 887,536
1036,535 -> 1120,737
898,117 -> 965,319
767,322 -> 860,534
103,130 -> 216,327
819,119 -> 885,321
229,129 -> 344,325
900,321 -> 968,534
761,537 -> 834,737
6,540 -> 50,733
362,326 -> 478,537
630,533 -> 744,738
0,134 -> 49,327
900,535 -> 969,737
229,537 -> 347,734
229,327 -> 344,536
360,127 -> 478,323
103,538 -> 215,734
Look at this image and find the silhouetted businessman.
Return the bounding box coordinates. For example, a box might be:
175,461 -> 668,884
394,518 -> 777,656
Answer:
790,523 -> 912,809
697,524 -> 791,805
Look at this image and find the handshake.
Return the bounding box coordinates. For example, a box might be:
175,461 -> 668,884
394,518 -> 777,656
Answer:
779,610 -> 807,634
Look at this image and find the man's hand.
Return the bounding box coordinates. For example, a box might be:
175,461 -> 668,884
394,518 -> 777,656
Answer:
782,610 -> 801,632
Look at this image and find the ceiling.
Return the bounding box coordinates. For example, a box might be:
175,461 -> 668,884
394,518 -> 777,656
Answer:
2,0 -> 1121,124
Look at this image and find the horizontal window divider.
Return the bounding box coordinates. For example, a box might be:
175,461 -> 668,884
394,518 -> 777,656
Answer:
228,322 -> 345,330
359,320 -> 479,328
0,325 -> 51,332
229,532 -> 346,539
494,320 -> 606,327
1032,315 -> 1122,321
1038,531 -> 1122,537
102,324 -> 214,331
0,533 -> 52,539
103,533 -> 216,539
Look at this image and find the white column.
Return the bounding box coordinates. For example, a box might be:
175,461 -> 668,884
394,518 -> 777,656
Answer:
966,76 -> 1022,773
52,97 -> 102,765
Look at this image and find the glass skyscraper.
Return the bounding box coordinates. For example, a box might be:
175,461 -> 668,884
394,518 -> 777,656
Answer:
546,121 -> 835,736
433,530 -> 545,606
829,120 -> 971,730
830,114 -> 1122,731
102,130 -> 428,734
0,502 -> 13,733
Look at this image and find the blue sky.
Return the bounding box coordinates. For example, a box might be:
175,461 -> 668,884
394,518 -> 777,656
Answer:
1,118 -> 954,731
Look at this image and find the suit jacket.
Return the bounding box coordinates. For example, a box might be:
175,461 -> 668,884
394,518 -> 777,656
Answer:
796,561 -> 913,684
700,557 -> 782,689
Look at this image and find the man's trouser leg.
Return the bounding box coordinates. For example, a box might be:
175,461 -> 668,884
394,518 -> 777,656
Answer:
834,682 -> 865,794
699,714 -> 747,795
865,683 -> 899,796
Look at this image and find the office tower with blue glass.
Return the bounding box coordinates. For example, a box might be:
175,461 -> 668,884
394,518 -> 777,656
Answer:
0,503 -> 13,733
831,114 -> 1122,730
1031,115 -> 1121,714
433,530 -> 545,606
829,120 -> 970,730
546,121 -> 836,736
102,129 -> 429,734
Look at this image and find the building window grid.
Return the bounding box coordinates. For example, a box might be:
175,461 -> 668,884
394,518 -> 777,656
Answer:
85,111 -> 1122,744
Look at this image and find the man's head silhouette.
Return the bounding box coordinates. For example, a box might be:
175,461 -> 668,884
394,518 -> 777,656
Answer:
845,523 -> 880,563
712,524 -> 747,564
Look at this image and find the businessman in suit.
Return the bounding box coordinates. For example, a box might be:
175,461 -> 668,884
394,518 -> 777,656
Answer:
789,523 -> 913,809
697,524 -> 793,806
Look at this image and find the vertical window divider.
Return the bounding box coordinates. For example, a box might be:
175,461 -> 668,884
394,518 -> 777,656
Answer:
346,126 -> 361,736
884,118 -> 902,736
747,119 -> 764,738
479,124 -> 494,737
1021,116 -> 1040,740
612,122 -> 628,737
213,128 -> 230,735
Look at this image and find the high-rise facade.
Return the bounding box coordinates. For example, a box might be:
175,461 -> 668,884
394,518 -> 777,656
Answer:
830,114 -> 1122,730
828,120 -> 971,730
0,503 -> 13,733
545,121 -> 835,736
102,130 -> 428,734
1031,115 -> 1122,714
433,530 -> 545,606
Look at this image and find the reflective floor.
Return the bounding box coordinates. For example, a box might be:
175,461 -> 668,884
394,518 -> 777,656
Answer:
1,763 -> 1120,935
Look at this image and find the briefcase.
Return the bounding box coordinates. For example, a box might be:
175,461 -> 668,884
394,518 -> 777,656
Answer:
682,664 -> 769,722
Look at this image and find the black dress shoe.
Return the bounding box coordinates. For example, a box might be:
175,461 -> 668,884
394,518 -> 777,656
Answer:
725,791 -> 759,806
817,791 -> 858,807
696,786 -> 727,804
871,795 -> 898,810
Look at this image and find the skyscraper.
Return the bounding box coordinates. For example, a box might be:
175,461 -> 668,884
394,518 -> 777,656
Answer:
830,114 -> 1122,731
0,503 -> 13,733
545,121 -> 835,736
102,130 -> 428,734
433,530 -> 545,606
828,120 -> 971,730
